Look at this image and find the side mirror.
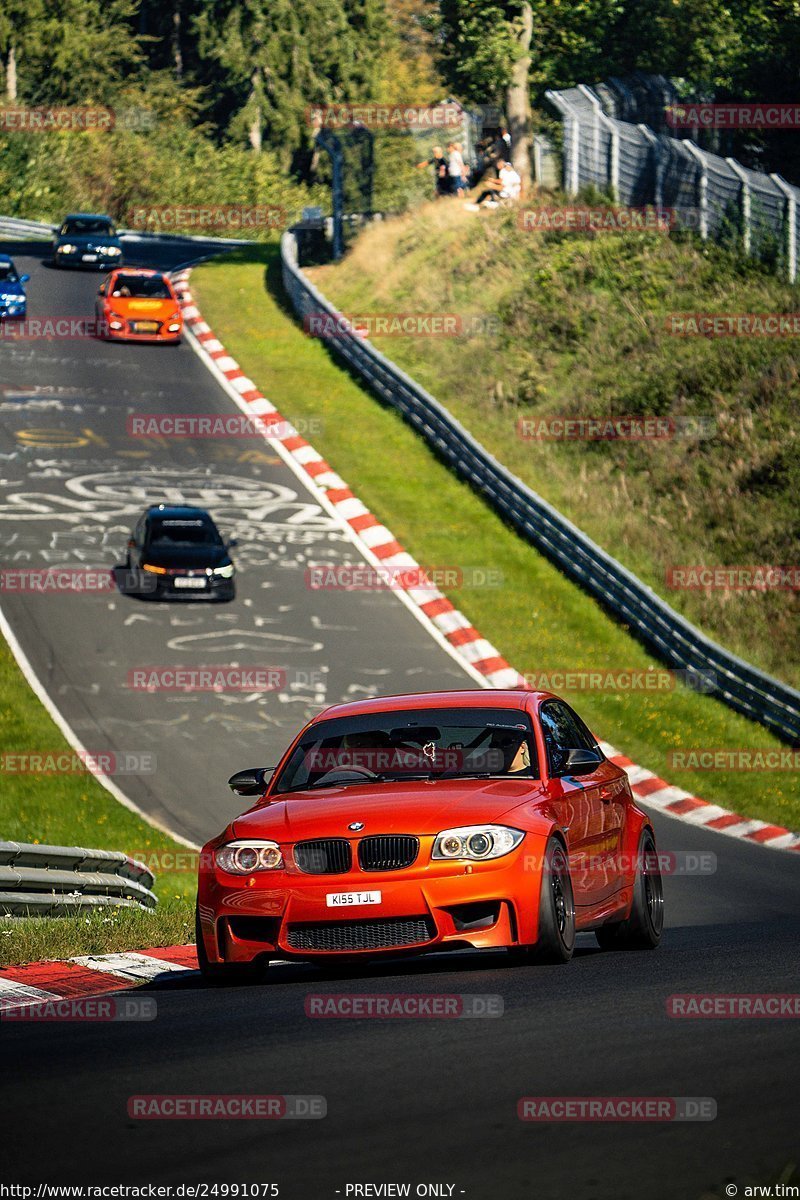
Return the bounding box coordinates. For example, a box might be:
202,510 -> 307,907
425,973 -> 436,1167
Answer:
563,748 -> 602,776
127,538 -> 136,548
20,274 -> 30,284
226,538 -> 238,549
228,767 -> 273,797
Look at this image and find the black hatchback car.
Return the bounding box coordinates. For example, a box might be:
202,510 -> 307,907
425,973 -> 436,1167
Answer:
52,213 -> 124,270
125,505 -> 236,600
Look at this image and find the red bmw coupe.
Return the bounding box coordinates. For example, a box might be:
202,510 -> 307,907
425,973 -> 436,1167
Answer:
196,690 -> 664,979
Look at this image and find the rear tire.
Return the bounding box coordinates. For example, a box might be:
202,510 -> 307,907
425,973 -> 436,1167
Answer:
595,828 -> 663,951
195,905 -> 264,984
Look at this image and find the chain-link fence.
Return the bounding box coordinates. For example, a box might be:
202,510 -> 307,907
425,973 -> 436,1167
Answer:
546,82 -> 799,281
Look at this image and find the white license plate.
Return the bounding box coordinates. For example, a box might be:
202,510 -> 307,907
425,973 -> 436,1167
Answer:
174,576 -> 206,589
82,254 -> 98,262
326,890 -> 382,908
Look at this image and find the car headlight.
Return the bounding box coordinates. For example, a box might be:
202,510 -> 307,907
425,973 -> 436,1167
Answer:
432,824 -> 524,861
96,245 -> 121,255
215,840 -> 283,873
211,563 -> 234,578
58,243 -> 77,253
141,562 -> 166,574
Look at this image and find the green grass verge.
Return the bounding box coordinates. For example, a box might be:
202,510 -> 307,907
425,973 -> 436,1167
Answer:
191,246 -> 799,833
0,636 -> 195,967
306,199 -> 800,690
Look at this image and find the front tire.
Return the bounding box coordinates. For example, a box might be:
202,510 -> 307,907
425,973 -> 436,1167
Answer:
195,905 -> 265,984
510,837 -> 575,965
595,828 -> 664,951
531,838 -> 576,963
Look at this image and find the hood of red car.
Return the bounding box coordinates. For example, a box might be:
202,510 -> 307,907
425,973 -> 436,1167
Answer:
232,777 -> 547,841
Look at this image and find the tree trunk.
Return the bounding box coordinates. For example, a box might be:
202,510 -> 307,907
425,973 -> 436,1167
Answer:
506,1 -> 532,192
6,44 -> 17,101
248,68 -> 262,152
171,3 -> 183,79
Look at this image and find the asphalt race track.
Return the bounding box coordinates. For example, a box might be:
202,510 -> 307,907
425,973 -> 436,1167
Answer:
2,238 -> 799,1200
0,239 -> 468,843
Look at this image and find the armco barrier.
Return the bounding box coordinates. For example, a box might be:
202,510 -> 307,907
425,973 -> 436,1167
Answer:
280,228 -> 800,745
0,213 -> 255,248
0,841 -> 157,916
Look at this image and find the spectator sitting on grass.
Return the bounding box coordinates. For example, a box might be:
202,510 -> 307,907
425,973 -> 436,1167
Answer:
415,145 -> 449,198
465,160 -> 521,210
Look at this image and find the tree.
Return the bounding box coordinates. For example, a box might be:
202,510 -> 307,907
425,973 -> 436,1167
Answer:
193,0 -> 387,166
8,0 -> 144,104
433,1 -> 535,187
0,0 -> 45,100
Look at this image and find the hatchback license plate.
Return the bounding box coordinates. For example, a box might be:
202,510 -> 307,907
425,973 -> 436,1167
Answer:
82,254 -> 98,262
174,576 -> 206,589
326,891 -> 381,907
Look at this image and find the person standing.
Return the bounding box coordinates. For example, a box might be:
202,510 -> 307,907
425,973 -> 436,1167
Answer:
415,145 -> 449,198
447,141 -> 467,198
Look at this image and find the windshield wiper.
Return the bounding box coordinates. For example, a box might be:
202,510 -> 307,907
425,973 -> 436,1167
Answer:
437,770 -> 525,781
282,771 -> 438,793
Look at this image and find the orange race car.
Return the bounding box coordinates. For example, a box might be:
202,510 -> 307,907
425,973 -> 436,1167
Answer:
197,689 -> 664,981
95,267 -> 183,343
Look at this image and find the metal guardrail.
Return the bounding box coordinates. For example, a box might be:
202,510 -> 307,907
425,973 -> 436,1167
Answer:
280,228 -> 800,744
0,841 -> 157,917
0,214 -> 255,248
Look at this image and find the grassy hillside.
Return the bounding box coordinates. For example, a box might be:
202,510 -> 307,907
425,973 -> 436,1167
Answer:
306,198 -> 800,689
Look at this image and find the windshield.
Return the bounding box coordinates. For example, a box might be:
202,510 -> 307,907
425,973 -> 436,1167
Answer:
61,219 -> 115,236
273,706 -> 538,794
111,275 -> 171,299
148,518 -> 221,546
0,264 -> 19,283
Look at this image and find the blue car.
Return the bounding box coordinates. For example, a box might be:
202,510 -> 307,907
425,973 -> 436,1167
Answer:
0,255 -> 29,319
52,213 -> 124,270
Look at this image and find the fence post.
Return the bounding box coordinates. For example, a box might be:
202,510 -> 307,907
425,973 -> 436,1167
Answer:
726,158 -> 751,256
605,117 -> 620,200
770,173 -> 798,283
545,89 -> 582,196
568,115 -> 580,195
638,124 -> 664,210
684,141 -> 709,239
532,135 -> 543,184
578,85 -> 602,187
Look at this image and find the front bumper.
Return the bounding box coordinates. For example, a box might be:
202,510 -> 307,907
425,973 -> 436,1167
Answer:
143,571 -> 234,600
0,303 -> 25,319
106,327 -> 182,343
199,837 -> 547,965
54,250 -> 123,270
